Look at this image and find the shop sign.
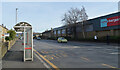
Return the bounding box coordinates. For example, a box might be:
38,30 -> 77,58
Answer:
100,16 -> 120,27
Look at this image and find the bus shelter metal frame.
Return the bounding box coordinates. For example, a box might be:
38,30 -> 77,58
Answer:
14,26 -> 33,62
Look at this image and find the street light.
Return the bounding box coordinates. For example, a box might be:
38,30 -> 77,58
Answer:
16,8 -> 18,24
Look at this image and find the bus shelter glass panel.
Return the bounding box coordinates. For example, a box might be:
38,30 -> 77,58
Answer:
23,28 -> 33,61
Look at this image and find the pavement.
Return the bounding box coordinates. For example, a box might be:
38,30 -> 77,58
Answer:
0,58 -> 2,70
2,40 -> 46,68
1,39 -> 119,70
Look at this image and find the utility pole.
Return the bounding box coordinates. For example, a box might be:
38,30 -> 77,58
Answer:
16,8 -> 18,24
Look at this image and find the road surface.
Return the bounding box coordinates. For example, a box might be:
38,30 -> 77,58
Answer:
33,39 -> 119,68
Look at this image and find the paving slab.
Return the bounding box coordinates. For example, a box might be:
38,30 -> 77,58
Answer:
2,40 -> 46,68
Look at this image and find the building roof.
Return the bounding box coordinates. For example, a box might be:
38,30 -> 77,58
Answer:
42,12 -> 120,33
87,12 -> 120,21
42,30 -> 51,34
0,25 -> 8,30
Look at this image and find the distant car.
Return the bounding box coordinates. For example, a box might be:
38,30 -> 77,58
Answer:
36,37 -> 41,40
57,37 -> 67,43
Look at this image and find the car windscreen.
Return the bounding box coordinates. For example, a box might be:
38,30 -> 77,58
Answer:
61,38 -> 65,40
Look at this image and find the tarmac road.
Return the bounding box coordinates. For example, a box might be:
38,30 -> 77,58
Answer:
33,39 -> 119,68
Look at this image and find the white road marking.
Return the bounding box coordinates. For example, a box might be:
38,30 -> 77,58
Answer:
87,49 -> 93,50
110,52 -> 120,54
95,47 -> 102,48
106,49 -> 112,50
61,46 -> 81,48
34,53 -> 51,68
73,46 -> 80,48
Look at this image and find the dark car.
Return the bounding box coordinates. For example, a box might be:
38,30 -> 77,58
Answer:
36,37 -> 41,40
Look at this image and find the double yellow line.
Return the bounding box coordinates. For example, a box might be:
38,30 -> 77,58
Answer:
33,49 -> 60,70
102,63 -> 119,69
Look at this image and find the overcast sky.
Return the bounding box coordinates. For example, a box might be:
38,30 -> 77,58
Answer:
1,2 -> 119,32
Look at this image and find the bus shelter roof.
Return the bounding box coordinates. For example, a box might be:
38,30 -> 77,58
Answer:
14,22 -> 32,32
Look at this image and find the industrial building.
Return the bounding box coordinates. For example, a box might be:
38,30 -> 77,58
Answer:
42,12 -> 120,42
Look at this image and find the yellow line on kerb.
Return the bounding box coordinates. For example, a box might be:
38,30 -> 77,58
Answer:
33,49 -> 60,70
102,63 -> 118,69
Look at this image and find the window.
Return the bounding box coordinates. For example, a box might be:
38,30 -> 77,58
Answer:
58,30 -> 60,34
62,29 -> 65,34
54,31 -> 56,34
85,24 -> 93,32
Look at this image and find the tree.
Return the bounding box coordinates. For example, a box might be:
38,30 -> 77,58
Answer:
62,6 -> 88,39
5,37 -> 12,41
5,29 -> 16,41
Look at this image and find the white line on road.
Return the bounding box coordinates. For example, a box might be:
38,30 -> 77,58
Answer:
109,52 -> 120,54
106,49 -> 112,50
34,53 -> 51,69
95,47 -> 102,48
61,46 -> 81,48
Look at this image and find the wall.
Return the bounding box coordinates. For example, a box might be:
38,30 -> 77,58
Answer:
0,39 -> 17,58
0,26 -> 2,42
0,25 -> 8,42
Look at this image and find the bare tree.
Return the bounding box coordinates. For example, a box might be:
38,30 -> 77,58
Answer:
62,6 -> 88,39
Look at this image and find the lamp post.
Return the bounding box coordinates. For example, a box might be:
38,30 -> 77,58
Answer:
16,8 -> 18,24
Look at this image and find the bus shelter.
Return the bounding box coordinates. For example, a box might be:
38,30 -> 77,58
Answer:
14,22 -> 33,62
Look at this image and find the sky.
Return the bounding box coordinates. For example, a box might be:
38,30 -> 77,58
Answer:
1,2 -> 119,33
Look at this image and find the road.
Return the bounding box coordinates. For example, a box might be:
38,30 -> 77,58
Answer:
33,39 -> 119,69
2,39 -> 119,70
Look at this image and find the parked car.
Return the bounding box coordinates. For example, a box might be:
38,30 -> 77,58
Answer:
36,37 -> 41,40
57,37 -> 67,43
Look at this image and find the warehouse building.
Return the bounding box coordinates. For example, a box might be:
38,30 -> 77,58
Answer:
42,12 -> 120,42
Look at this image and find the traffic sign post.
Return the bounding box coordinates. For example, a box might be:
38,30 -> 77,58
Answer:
14,22 -> 33,62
